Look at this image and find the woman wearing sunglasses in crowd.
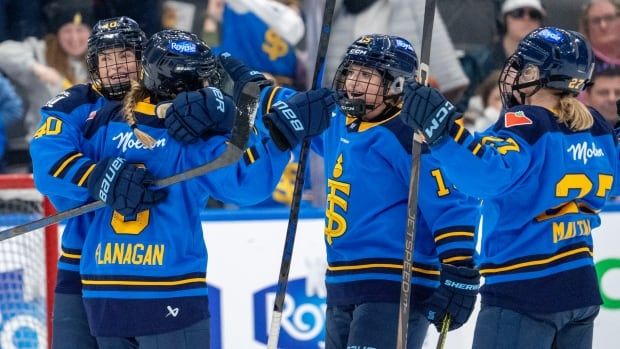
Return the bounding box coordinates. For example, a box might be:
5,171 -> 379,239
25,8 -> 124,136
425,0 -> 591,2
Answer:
480,0 -> 546,80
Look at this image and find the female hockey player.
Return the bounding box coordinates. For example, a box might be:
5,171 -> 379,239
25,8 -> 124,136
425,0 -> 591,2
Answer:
314,34 -> 481,349
75,29 -> 334,348
400,27 -> 617,349
30,16 -> 147,348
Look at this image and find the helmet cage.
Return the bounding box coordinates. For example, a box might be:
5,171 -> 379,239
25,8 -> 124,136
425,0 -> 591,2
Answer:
332,59 -> 394,117
87,18 -> 147,100
331,34 -> 417,118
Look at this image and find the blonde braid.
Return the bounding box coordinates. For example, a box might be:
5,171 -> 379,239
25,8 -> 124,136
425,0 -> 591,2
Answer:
122,80 -> 157,148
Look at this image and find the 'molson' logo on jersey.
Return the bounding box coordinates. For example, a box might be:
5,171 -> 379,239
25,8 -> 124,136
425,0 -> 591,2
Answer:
253,278 -> 326,349
112,132 -> 166,152
567,141 -> 605,165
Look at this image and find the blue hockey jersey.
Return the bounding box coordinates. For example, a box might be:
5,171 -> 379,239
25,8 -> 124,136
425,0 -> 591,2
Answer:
431,105 -> 617,313
30,83 -> 105,294
260,86 -> 482,306
76,93 -> 290,337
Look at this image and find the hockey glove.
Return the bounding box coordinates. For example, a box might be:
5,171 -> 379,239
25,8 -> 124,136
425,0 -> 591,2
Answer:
163,87 -> 235,144
401,81 -> 458,146
263,88 -> 337,151
87,157 -> 167,217
218,52 -> 272,103
423,263 -> 480,331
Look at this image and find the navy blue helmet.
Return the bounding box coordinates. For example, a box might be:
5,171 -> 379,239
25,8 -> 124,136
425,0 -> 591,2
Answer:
499,27 -> 595,108
332,34 -> 418,117
142,30 -> 219,101
87,17 -> 147,100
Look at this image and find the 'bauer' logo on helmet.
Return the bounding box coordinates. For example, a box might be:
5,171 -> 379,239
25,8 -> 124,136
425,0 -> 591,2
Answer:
169,41 -> 197,55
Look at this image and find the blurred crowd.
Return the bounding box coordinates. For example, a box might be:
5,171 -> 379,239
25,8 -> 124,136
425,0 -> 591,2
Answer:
0,0 -> 618,207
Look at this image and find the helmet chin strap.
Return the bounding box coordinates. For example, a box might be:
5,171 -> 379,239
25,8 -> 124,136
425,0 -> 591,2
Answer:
512,78 -> 545,106
339,77 -> 404,120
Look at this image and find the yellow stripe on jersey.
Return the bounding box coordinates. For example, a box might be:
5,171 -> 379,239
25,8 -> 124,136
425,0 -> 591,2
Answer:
327,263 -> 440,276
61,251 -> 81,260
81,277 -> 207,286
53,153 -> 83,177
480,246 -> 593,274
434,231 -> 475,242
442,256 -> 472,264
77,164 -> 97,186
266,86 -> 281,111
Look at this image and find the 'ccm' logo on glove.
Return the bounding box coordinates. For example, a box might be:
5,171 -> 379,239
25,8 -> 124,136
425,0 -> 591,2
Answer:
99,157 -> 126,202
272,100 -> 305,131
425,101 -> 455,139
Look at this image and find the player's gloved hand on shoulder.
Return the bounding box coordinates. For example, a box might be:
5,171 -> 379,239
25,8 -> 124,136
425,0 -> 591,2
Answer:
401,81 -> 459,146
87,157 -> 167,217
218,52 -> 272,103
163,87 -> 235,144
423,263 -> 480,331
263,88 -> 337,151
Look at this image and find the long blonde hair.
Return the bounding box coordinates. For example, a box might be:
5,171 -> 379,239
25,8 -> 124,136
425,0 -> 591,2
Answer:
556,94 -> 594,131
121,80 -> 157,148
44,34 -> 78,84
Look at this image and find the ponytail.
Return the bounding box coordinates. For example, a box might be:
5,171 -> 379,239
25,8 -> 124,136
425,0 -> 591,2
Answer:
122,80 -> 157,148
556,95 -> 593,131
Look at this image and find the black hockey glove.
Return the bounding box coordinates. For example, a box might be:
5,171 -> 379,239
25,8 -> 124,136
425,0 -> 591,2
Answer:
87,157 -> 167,217
218,52 -> 272,103
401,81 -> 458,146
423,263 -> 480,331
163,87 -> 235,144
263,88 -> 337,151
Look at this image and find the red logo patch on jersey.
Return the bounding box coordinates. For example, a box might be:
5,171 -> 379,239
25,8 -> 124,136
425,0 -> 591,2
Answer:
504,111 -> 532,128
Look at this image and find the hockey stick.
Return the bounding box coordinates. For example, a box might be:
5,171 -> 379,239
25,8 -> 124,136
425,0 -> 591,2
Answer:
396,1 -> 437,349
0,82 -> 261,242
436,314 -> 451,349
266,1 -> 335,348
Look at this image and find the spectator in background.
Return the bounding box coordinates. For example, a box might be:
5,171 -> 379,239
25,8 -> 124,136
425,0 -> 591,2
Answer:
583,67 -> 620,127
0,74 -> 23,168
580,0 -> 620,71
204,0 -> 306,89
0,0 -> 93,156
463,70 -> 502,132
480,0 -> 545,78
0,0 -> 42,41
321,0 -> 469,102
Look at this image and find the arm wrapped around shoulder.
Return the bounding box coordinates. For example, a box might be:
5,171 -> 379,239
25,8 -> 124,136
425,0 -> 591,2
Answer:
87,157 -> 167,217
423,263 -> 480,331
401,82 -> 459,146
163,87 -> 235,144
263,88 -> 337,151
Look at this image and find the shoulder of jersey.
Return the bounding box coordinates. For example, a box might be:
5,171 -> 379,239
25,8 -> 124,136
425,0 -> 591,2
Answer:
494,105 -> 561,144
588,106 -> 616,141
83,100 -> 123,139
42,83 -> 102,113
496,105 -> 615,145
379,116 -> 430,155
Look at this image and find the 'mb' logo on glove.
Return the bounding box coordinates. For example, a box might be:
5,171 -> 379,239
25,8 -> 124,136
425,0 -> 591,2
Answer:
272,101 -> 305,131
